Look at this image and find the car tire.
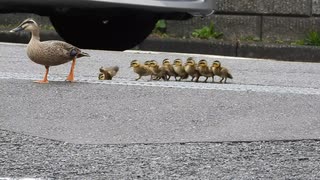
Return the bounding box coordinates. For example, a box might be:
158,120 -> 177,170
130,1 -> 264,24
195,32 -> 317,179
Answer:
50,14 -> 158,51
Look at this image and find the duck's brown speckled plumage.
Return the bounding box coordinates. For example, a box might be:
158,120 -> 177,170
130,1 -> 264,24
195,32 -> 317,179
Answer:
27,40 -> 83,66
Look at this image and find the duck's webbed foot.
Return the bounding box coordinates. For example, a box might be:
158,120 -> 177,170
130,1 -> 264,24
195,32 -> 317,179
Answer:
34,65 -> 49,84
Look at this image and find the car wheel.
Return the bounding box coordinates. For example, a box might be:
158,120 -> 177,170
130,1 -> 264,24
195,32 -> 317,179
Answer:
50,14 -> 158,51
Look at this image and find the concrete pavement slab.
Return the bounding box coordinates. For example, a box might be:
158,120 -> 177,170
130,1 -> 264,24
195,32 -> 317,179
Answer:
0,42 -> 320,144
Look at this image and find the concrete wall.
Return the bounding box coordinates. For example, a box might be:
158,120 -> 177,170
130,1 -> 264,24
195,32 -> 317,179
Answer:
166,0 -> 320,42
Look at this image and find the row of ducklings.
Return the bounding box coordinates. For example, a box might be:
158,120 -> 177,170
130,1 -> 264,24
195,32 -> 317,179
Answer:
129,57 -> 233,83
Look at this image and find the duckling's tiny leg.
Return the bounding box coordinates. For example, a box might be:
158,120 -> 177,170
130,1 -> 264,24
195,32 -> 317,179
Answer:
66,58 -> 76,82
35,66 -> 49,83
195,76 -> 199,82
191,76 -> 194,82
212,75 -> 215,83
204,77 -> 208,83
219,77 -> 224,83
162,75 -> 167,81
224,78 -> 227,83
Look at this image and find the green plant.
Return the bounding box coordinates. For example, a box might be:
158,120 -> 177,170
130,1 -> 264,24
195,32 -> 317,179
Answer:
191,22 -> 223,39
303,31 -> 320,46
295,31 -> 320,46
292,40 -> 305,46
40,25 -> 55,31
153,19 -> 166,34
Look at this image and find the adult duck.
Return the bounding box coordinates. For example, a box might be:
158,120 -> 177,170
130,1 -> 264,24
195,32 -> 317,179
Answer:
10,18 -> 89,83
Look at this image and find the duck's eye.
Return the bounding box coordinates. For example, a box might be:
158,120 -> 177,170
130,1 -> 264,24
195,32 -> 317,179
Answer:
70,49 -> 78,57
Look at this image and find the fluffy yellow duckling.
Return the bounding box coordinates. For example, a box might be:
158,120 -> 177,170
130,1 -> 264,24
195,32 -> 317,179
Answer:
130,60 -> 153,81
197,59 -> 214,83
144,60 -> 152,67
173,58 -> 188,81
162,59 -> 177,80
184,57 -> 200,82
212,60 -> 233,83
149,60 -> 167,81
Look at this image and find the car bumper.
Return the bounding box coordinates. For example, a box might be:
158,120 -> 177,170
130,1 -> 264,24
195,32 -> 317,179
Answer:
93,0 -> 216,16
0,0 -> 216,17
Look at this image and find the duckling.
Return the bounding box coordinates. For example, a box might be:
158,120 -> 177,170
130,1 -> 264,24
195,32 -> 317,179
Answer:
98,66 -> 119,80
162,59 -> 177,80
149,60 -> 167,81
197,59 -> 214,83
144,60 -> 152,67
173,58 -> 188,81
130,60 -> 153,81
10,18 -> 89,83
212,60 -> 233,83
184,57 -> 200,82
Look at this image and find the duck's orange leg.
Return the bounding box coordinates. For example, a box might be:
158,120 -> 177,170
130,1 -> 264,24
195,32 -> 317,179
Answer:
66,58 -> 76,82
34,66 -> 49,83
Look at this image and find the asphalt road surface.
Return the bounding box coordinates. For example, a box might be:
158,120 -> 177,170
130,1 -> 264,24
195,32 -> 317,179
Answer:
1,42 -> 320,179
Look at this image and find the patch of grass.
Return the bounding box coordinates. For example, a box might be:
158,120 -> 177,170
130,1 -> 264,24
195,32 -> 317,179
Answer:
40,25 -> 55,31
191,22 -> 223,39
153,19 -> 167,35
0,24 -> 20,30
294,31 -> 320,46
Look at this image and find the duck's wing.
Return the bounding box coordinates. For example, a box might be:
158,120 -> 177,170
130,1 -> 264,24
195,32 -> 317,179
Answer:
40,40 -> 88,58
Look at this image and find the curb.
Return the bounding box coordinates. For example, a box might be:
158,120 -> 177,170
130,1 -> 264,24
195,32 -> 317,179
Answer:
138,37 -> 320,62
1,32 -> 320,62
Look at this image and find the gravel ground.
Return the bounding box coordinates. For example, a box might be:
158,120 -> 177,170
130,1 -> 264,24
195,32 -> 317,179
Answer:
1,129 -> 320,179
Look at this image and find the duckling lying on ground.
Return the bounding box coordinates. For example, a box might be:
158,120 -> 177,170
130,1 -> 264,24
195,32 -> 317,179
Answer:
98,66 -> 119,80
130,60 -> 153,81
10,18 -> 89,83
211,60 -> 233,83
